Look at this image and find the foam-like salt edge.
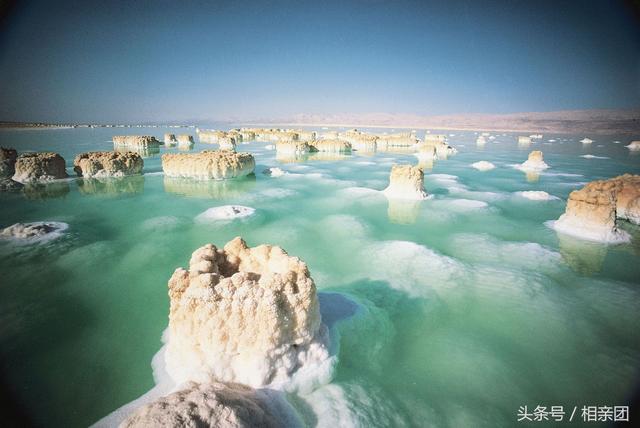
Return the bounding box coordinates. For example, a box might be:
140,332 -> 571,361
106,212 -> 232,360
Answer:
195,205 -> 256,222
0,221 -> 69,244
580,155 -> 609,159
514,191 -> 559,201
546,220 -> 631,244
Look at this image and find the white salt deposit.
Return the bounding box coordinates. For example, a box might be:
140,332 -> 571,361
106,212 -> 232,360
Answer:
471,161 -> 495,171
195,205 -> 256,221
515,191 -> 559,201
580,155 -> 609,159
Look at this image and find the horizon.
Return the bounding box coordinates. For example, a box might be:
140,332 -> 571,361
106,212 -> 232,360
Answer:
1,0 -> 639,123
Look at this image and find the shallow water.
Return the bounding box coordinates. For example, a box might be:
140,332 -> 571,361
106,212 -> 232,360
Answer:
1,127 -> 639,427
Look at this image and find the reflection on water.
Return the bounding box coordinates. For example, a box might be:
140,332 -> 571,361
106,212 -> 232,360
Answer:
386,198 -> 421,224
77,176 -> 145,196
275,152 -> 310,163
163,175 -> 256,198
378,146 -> 416,154
23,181 -> 70,200
523,170 -> 540,182
114,145 -> 160,158
557,233 -> 608,275
416,157 -> 434,171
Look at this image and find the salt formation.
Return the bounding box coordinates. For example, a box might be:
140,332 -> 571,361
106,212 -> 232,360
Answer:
0,147 -> 22,190
376,133 -> 418,148
517,151 -> 549,171
218,137 -> 237,151
73,152 -> 143,178
176,135 -> 194,147
0,221 -> 68,242
516,191 -> 557,201
196,205 -> 256,221
162,151 -> 255,180
471,161 -> 495,171
275,141 -> 316,155
383,165 -> 428,200
476,136 -> 487,145
580,138 -> 593,144
0,147 -> 17,177
339,130 -> 377,151
414,143 -> 437,161
113,135 -> 162,148
263,167 -> 286,177
199,130 -> 230,144
312,140 -> 352,153
164,133 -> 177,145
517,136 -> 531,144
626,141 -> 640,150
551,174 -> 640,243
12,152 -> 68,182
164,237 -> 330,387
120,382 -> 283,428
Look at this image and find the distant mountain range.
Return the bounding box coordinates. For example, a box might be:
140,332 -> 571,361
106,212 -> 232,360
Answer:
259,109 -> 640,135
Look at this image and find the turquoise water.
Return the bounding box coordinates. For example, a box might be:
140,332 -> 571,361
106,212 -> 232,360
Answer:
1,127 -> 639,427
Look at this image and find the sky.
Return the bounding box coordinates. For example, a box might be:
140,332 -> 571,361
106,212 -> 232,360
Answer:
0,0 -> 639,123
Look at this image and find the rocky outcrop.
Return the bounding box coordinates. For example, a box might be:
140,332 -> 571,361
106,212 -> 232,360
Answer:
164,237 -> 329,387
164,133 -> 177,145
275,141 -> 315,155
311,140 -> 351,153
113,136 -> 161,148
518,150 -> 549,171
1,147 -> 18,178
551,174 -> 640,243
73,152 -> 143,178
12,152 -> 68,183
120,381 -> 282,428
383,165 -> 428,200
162,151 -> 255,180
176,135 -> 194,147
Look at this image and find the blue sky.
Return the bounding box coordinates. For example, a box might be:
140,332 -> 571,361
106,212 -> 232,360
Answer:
0,0 -> 638,122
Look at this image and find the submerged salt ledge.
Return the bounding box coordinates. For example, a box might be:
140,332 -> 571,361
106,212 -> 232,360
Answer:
196,205 -> 256,221
515,191 -> 559,201
0,221 -> 69,243
471,161 -> 495,171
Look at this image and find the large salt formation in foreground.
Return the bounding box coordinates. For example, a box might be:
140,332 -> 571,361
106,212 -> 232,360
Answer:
13,152 -> 68,183
552,174 -> 640,243
383,165 -> 428,200
113,135 -> 162,149
121,381 -> 282,428
73,152 -> 143,178
165,237 -> 329,387
162,151 -> 255,180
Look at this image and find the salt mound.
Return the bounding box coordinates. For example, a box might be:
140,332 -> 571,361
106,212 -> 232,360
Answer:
580,138 -> 593,144
196,205 -> 256,221
0,221 -> 68,243
515,191 -> 559,201
516,150 -> 549,171
164,237 -> 332,388
447,199 -> 489,210
383,165 -> 428,200
121,381 -> 284,428
263,167 -> 286,177
13,152 -> 68,183
625,141 -> 640,151
471,161 -> 495,171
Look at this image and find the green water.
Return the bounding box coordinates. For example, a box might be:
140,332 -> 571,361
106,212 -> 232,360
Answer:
1,127 -> 639,427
